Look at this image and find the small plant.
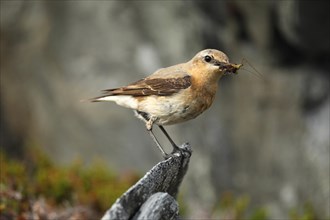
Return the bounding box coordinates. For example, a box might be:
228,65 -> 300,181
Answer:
211,192 -> 268,220
0,147 -> 139,219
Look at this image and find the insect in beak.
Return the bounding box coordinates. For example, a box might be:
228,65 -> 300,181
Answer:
219,63 -> 243,75
229,63 -> 243,74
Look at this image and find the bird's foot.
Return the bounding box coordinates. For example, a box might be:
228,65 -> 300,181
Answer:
162,142 -> 192,160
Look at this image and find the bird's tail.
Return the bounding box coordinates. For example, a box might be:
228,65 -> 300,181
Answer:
87,94 -> 117,102
85,94 -> 138,109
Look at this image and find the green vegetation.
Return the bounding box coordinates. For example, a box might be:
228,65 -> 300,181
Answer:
289,203 -> 325,220
0,147 -> 139,219
211,192 -> 268,220
210,191 -> 327,220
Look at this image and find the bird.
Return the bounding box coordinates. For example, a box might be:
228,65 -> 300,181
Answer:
90,49 -> 242,158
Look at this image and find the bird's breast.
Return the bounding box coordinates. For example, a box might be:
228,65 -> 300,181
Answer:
137,86 -> 216,125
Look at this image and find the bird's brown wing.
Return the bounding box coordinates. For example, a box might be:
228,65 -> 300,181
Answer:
101,75 -> 191,97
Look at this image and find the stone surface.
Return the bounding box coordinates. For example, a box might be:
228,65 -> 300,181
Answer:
101,144 -> 191,220
132,192 -> 178,220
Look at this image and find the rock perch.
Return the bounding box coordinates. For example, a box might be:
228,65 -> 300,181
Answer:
101,143 -> 192,220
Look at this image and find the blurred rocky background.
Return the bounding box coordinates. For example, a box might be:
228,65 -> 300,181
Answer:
1,1 -> 329,219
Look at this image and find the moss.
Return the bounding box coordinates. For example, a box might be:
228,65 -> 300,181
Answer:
212,192 -> 269,220
0,147 -> 139,217
211,191 -> 329,220
289,203 -> 323,220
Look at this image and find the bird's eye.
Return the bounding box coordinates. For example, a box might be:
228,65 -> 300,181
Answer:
204,55 -> 212,62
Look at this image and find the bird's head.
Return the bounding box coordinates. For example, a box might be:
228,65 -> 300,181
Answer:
189,49 -> 242,82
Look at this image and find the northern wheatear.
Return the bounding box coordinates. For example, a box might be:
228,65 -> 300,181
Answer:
91,49 -> 242,158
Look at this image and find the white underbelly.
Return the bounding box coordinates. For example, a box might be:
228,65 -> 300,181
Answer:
137,94 -> 206,125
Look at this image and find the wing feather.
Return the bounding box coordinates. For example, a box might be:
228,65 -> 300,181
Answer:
91,73 -> 191,101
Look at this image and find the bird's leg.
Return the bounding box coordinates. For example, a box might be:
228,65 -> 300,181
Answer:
158,125 -> 180,153
146,117 -> 169,158
148,129 -> 169,158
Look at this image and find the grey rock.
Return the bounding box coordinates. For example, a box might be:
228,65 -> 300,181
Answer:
101,144 -> 191,220
132,192 -> 178,220
276,0 -> 330,53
